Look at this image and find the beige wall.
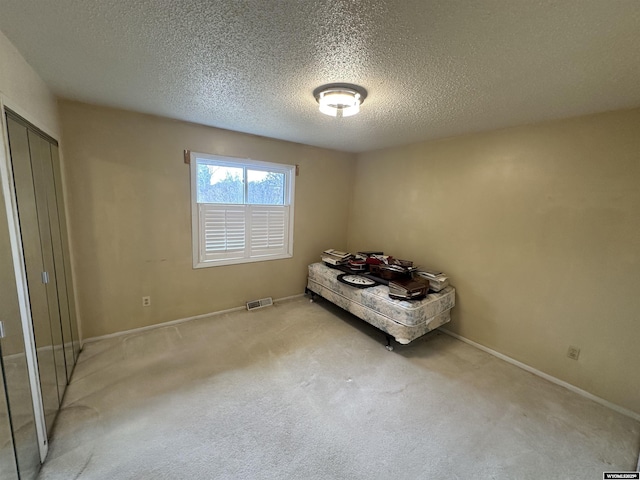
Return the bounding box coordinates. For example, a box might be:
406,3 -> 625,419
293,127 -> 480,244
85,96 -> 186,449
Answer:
59,100 -> 355,339
348,108 -> 640,414
0,29 -> 59,136
55,95 -> 639,413
0,29 -> 62,353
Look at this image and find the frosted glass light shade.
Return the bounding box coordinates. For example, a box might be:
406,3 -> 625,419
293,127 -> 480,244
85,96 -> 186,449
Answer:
313,84 -> 367,118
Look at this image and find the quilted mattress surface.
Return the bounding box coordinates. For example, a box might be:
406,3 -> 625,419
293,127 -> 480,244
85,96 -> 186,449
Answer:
307,262 -> 455,328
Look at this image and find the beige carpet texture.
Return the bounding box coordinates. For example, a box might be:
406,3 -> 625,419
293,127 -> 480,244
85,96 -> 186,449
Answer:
39,297 -> 640,479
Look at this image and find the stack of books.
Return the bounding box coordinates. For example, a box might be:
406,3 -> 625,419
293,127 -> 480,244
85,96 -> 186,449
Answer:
416,270 -> 449,292
321,249 -> 352,266
388,277 -> 429,300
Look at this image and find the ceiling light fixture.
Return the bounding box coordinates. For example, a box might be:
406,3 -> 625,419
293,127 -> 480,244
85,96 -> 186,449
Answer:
313,83 -> 367,118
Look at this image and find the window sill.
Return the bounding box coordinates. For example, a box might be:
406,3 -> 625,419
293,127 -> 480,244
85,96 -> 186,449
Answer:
193,252 -> 293,269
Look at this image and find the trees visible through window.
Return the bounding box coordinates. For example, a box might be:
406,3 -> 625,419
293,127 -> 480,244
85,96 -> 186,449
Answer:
196,164 -> 285,205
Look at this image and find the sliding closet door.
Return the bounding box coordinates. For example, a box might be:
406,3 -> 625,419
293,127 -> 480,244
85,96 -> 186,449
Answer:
5,109 -> 80,451
0,135 -> 40,478
0,207 -> 19,480
28,131 -> 67,404
6,116 -> 60,431
42,145 -> 75,378
50,146 -> 80,364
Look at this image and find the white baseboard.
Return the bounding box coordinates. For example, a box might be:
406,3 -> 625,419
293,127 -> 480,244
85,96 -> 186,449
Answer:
272,293 -> 306,303
440,328 -> 640,422
83,293 -> 306,344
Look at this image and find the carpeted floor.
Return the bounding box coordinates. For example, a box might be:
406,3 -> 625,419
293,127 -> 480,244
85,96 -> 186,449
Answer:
38,297 -> 640,479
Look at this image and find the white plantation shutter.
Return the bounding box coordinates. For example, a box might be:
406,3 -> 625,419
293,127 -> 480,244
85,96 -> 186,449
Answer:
198,205 -> 290,262
199,204 -> 246,261
249,206 -> 289,257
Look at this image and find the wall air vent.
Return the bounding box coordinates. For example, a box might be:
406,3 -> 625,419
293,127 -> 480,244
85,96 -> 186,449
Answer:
246,297 -> 273,311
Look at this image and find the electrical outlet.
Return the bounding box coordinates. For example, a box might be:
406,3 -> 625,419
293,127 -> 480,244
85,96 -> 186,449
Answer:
142,296 -> 151,307
567,346 -> 580,360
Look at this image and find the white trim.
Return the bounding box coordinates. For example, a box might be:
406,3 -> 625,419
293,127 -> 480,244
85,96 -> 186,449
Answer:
193,251 -> 294,268
190,153 -> 199,269
84,306 -> 244,344
440,328 -> 640,422
0,97 -> 49,461
83,293 -> 306,344
268,293 -> 305,303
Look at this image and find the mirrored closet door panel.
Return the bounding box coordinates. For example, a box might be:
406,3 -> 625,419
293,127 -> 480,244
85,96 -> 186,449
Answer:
0,365 -> 18,480
27,131 -> 67,403
0,136 -> 40,478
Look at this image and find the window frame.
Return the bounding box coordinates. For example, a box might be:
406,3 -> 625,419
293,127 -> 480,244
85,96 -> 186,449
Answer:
190,151 -> 295,268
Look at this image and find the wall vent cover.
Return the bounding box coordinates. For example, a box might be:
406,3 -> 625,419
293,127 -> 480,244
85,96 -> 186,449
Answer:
246,297 -> 273,311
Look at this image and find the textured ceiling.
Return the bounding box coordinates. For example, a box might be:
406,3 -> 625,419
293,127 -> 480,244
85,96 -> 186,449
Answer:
1,0 -> 639,153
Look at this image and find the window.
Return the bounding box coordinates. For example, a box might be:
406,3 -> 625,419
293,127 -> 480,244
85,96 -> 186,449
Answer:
190,152 -> 295,268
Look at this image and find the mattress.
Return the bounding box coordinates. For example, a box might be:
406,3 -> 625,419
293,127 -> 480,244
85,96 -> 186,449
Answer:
307,262 -> 455,344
